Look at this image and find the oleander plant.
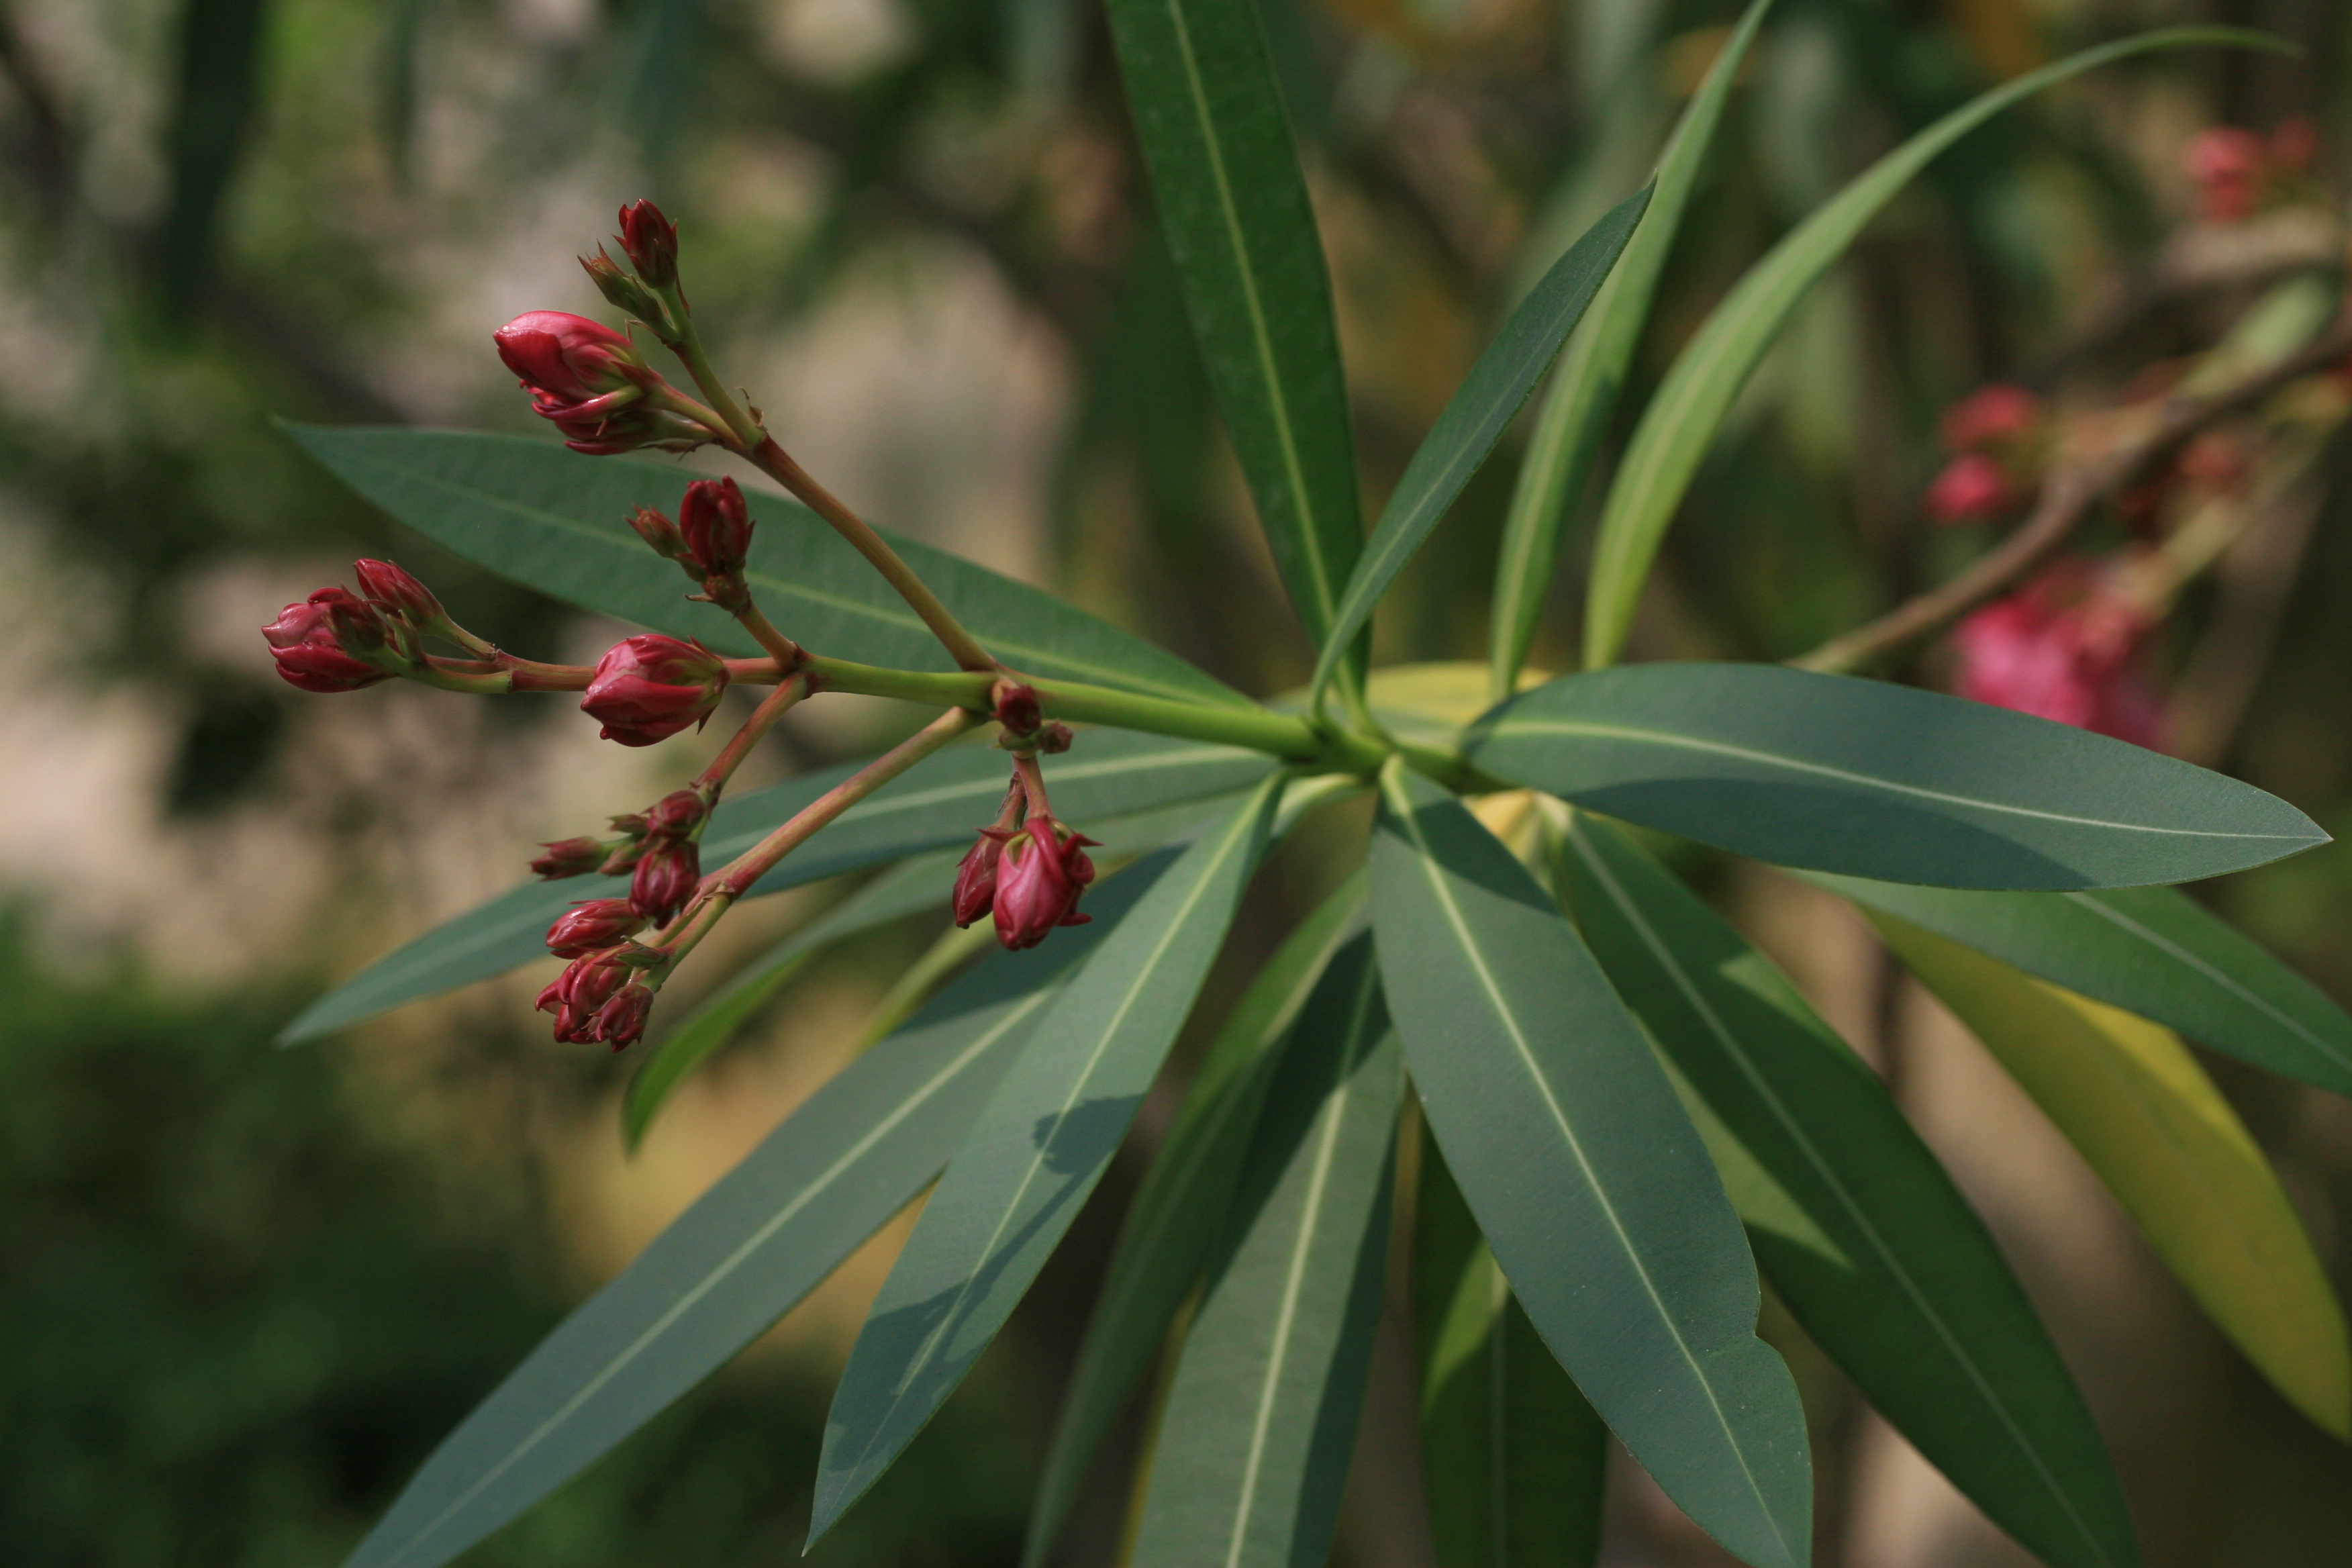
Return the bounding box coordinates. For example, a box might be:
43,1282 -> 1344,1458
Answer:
263,4 -> 2352,1565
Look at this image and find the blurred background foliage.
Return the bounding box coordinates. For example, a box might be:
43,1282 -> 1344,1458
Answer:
5,0 -> 2352,1563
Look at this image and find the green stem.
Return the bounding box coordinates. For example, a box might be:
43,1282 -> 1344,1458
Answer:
693,674 -> 810,793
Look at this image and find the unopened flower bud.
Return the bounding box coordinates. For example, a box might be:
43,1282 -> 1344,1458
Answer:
679,477 -> 752,578
952,831 -> 1006,927
493,311 -> 699,454
581,247 -> 662,322
2184,127 -> 2267,225
592,982 -> 656,1050
1938,385 -> 2041,454
263,594 -> 393,693
547,897 -> 649,958
354,558 -> 445,628
616,199 -> 680,289
991,820 -> 1099,950
581,634 -> 728,746
993,681 -> 1044,736
532,837 -> 607,879
545,951 -> 632,1042
630,837 -> 701,924
1034,722 -> 1073,754
646,788 -> 708,836
1925,453 -> 2015,525
630,505 -> 690,562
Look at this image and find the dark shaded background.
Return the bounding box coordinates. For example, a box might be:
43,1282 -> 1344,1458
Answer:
5,0 -> 2352,1563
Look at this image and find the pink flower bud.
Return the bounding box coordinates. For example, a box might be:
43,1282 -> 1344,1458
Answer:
263,592 -> 393,693
547,897 -> 649,958
1953,560 -> 2162,748
1937,385 -> 2041,453
592,982 -> 656,1050
630,837 -> 701,924
993,681 -> 1044,736
493,311 -> 696,454
354,559 -> 445,627
679,477 -> 752,578
581,634 -> 728,746
2184,128 -> 2267,224
951,831 -> 1005,927
1925,453 -> 2016,525
532,837 -> 607,879
630,505 -> 689,562
546,952 -> 632,1042
618,200 -> 680,289
646,788 -> 708,836
991,820 -> 1099,950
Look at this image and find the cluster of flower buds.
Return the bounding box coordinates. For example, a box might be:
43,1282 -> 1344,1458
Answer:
537,951 -> 656,1050
990,681 -> 1072,756
952,761 -> 1098,950
581,201 -> 683,330
493,311 -> 709,456
2184,119 -> 2320,226
1925,384 -> 2047,526
1953,556 -> 2161,748
263,559 -> 454,691
632,477 -> 758,611
581,634 -> 730,745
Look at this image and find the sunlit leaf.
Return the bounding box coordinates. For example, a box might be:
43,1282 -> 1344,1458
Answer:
1555,812 -> 2138,1568
1021,875 -> 1365,1568
1369,761 -> 1810,1568
1487,0 -> 1774,698
1129,930 -> 1404,1567
1416,1138 -> 1608,1568
279,732 -> 1277,1043
337,858 -> 1180,1568
1806,873 -> 2352,1099
1307,186 -> 1651,707
1879,917 -> 2352,1439
287,426 -> 1253,707
1578,26 -> 2287,669
1469,663 -> 2326,889
1102,0 -> 1363,663
808,777 -> 1285,1542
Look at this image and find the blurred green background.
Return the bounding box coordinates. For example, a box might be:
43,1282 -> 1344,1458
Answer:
5,0 -> 2352,1563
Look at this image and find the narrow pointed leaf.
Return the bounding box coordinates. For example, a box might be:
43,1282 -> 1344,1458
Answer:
1555,814 -> 2138,1568
1104,0 -> 1363,654
339,859 -> 1179,1568
1879,918 -> 2352,1439
280,732 -> 1276,1043
1487,0 -> 1774,698
1130,930 -> 1404,1567
1308,186 -> 1652,705
1416,1138 -> 1608,1568
1021,875 -> 1367,1568
1579,26 -> 2286,669
1804,873 -> 2352,1099
1469,663 -> 2326,889
287,426 -> 1253,707
810,777 -> 1285,1541
624,852 -> 961,1149
1369,761 -> 1810,1568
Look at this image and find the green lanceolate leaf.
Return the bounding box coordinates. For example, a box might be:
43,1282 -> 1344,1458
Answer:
1130,930 -> 1404,1568
1804,873 -> 2352,1099
1879,918 -> 2352,1440
809,776 -> 1286,1542
1021,874 -> 1367,1568
1468,663 -> 2326,889
1368,761 -> 1810,1568
1416,1137 -> 1608,1568
1578,26 -> 2285,669
1487,0 -> 1774,700
1103,0 -> 1363,658
1554,813 -> 2138,1568
624,851 -> 961,1149
338,859 -> 1179,1568
286,426 -> 1252,707
1307,186 -> 1653,707
279,731 -> 1277,1043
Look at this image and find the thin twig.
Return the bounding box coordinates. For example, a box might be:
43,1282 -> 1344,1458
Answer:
1793,319 -> 2352,675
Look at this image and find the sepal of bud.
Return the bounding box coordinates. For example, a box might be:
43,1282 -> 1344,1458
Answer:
679,477 -> 752,578
630,837 -> 701,924
531,837 -> 606,879
581,634 -> 729,745
547,898 -> 649,958
581,247 -> 663,323
617,200 -> 680,290
629,505 -> 691,565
